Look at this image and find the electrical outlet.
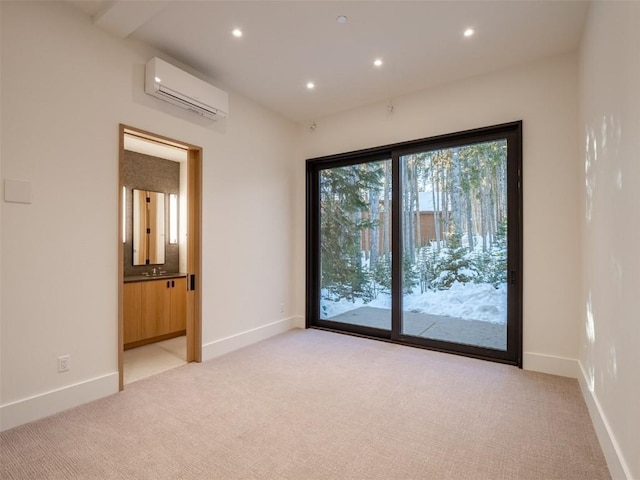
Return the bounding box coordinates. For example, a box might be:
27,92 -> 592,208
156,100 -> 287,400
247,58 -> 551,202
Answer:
58,355 -> 70,373
280,303 -> 285,314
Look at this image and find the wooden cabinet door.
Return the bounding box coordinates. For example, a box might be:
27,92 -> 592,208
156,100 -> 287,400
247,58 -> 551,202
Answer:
142,279 -> 171,338
123,282 -> 143,344
170,277 -> 187,333
124,277 -> 187,347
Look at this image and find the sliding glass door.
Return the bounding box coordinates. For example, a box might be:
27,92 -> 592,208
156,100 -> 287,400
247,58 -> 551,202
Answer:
307,122 -> 522,365
399,141 -> 508,351
318,159 -> 392,332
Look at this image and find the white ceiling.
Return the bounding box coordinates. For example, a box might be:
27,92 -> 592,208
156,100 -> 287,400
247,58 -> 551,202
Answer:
68,0 -> 590,123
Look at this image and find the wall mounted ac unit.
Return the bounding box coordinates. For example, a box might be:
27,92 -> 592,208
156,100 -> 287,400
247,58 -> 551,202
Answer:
145,57 -> 229,120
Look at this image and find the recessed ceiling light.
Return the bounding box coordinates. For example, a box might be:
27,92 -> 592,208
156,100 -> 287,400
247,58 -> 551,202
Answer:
464,28 -> 474,37
306,82 -> 315,90
232,28 -> 243,38
374,58 -> 383,67
337,15 -> 348,24
154,76 -> 162,83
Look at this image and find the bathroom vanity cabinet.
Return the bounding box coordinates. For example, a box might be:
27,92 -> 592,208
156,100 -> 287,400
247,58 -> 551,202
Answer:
123,276 -> 187,349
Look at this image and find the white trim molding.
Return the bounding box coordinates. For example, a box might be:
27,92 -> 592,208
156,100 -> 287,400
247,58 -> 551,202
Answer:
522,352 -> 579,378
292,315 -> 305,329
0,373 -> 119,432
202,317 -> 300,362
578,362 -> 632,480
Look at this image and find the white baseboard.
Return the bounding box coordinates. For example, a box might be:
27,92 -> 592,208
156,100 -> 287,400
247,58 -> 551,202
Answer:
0,372 -> 119,432
577,362 -> 631,480
292,314 -> 305,329
1,318 -> 303,432
202,316 -> 300,361
522,352 -> 578,378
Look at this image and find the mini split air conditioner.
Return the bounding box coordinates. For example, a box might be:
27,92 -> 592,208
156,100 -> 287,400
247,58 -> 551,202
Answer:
145,57 -> 229,120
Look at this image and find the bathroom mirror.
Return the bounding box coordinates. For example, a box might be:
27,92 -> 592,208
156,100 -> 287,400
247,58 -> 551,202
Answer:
133,189 -> 165,265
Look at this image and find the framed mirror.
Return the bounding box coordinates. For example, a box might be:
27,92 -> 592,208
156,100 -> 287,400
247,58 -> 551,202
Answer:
133,189 -> 165,265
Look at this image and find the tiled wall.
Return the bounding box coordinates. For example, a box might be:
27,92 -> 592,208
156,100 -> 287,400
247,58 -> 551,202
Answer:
123,151 -> 180,277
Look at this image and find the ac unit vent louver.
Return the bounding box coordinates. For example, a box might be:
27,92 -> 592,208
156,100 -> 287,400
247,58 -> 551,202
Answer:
145,57 -> 228,120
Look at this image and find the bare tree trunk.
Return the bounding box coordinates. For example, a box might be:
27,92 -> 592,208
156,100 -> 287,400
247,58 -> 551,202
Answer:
369,186 -> 379,269
451,147 -> 463,236
442,156 -> 451,247
466,194 -> 474,251
382,161 -> 391,255
402,159 -> 415,262
432,159 -> 441,251
488,166 -> 497,247
480,184 -> 488,252
414,158 -> 422,250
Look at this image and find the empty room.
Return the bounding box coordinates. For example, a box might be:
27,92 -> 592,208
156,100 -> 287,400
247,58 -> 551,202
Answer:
1,1 -> 638,479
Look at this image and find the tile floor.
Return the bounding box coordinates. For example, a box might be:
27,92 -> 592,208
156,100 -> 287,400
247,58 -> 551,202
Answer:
123,335 -> 187,385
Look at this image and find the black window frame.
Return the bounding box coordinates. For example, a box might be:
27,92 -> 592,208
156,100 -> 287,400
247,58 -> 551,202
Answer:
306,121 -> 523,366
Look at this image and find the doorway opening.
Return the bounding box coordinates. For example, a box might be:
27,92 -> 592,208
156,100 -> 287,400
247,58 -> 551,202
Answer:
307,122 -> 522,365
118,125 -> 202,389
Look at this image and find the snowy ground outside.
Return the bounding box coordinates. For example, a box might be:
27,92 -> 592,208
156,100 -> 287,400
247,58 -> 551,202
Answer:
321,281 -> 507,324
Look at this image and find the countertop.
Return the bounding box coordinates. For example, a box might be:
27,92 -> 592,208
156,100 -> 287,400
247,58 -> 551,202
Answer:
124,272 -> 187,283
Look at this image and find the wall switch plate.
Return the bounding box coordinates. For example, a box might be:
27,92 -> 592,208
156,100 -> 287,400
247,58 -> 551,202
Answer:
58,355 -> 70,372
3,179 -> 32,204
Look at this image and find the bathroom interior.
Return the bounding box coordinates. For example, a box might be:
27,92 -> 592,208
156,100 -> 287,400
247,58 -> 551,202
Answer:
122,132 -> 189,384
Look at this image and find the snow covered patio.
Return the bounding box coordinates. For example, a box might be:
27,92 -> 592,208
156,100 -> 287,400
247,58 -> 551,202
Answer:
329,306 -> 506,350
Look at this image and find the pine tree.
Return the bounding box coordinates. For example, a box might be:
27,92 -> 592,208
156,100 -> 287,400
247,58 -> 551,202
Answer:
430,229 -> 477,290
373,253 -> 392,294
372,253 -> 418,295
320,163 -> 383,302
487,219 -> 508,287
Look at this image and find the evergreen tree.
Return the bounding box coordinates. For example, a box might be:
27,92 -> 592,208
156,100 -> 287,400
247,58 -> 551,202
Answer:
416,245 -> 437,293
373,253 -> 392,294
320,163 -> 383,302
372,253 -> 418,295
487,219 -> 508,287
402,253 -> 419,294
430,229 -> 477,290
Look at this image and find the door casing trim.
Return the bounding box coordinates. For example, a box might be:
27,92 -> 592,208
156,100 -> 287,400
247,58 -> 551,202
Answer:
117,124 -> 203,390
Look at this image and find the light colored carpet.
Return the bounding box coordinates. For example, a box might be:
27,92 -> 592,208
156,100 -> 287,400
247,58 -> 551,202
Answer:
1,329 -> 610,479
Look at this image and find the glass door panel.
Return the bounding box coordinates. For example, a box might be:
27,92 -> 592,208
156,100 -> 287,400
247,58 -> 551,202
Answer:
400,140 -> 508,350
308,121 -> 522,365
319,160 -> 392,331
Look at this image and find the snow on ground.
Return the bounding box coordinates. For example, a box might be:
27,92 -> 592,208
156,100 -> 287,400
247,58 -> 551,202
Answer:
321,282 -> 507,324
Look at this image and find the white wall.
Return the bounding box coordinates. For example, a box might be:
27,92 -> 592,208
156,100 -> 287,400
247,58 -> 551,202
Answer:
0,1 -> 297,430
295,53 -> 581,377
3,11 -> 636,479
578,2 -> 640,479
